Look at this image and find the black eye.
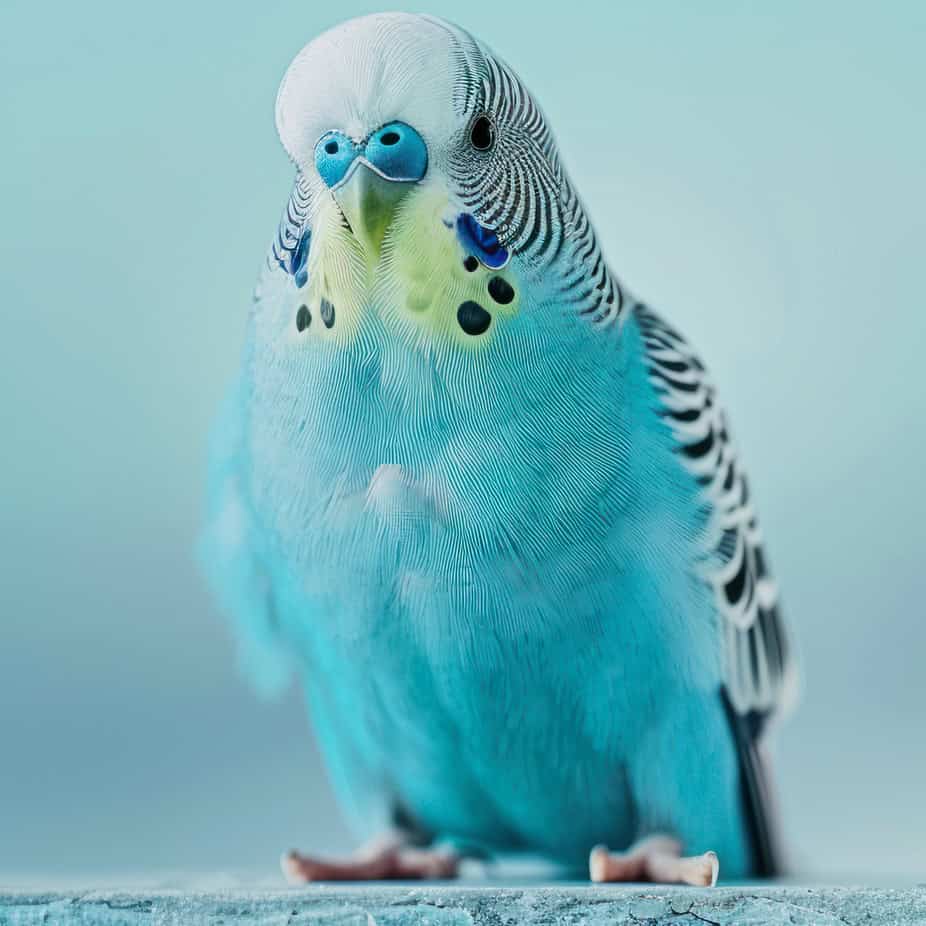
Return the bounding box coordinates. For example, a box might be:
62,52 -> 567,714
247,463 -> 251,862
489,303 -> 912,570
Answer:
470,115 -> 494,151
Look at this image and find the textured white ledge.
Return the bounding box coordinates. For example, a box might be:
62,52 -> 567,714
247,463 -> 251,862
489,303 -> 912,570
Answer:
2,884 -> 926,925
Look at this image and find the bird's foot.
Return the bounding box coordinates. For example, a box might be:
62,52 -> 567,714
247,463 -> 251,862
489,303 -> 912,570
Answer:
589,835 -> 719,887
283,836 -> 459,883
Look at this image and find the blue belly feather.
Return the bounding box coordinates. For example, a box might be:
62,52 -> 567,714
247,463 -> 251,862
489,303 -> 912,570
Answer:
202,260 -> 752,874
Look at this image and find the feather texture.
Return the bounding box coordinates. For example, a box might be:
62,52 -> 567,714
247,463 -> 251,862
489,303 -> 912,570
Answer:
202,11 -> 796,878
635,304 -> 797,724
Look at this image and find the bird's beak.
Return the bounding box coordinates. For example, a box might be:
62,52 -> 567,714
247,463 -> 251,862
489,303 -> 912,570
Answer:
333,162 -> 414,260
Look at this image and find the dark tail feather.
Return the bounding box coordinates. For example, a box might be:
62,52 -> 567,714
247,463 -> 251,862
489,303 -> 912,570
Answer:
720,687 -> 785,877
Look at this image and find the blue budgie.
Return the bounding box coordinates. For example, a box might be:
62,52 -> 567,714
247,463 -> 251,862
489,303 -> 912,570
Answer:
201,12 -> 797,885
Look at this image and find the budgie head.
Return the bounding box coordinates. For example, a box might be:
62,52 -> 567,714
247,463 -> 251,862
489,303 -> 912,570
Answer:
271,12 -> 623,353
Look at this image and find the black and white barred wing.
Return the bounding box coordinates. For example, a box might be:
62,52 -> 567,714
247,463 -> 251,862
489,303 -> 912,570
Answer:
635,304 -> 798,875
635,305 -> 798,724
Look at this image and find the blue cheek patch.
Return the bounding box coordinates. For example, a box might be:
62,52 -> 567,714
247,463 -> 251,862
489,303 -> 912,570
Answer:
291,229 -> 311,289
274,226 -> 311,288
456,213 -> 510,269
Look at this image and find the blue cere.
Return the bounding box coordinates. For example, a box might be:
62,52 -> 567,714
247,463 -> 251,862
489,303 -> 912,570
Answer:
315,123 -> 428,190
314,131 -> 359,189
363,122 -> 428,182
456,213 -> 510,269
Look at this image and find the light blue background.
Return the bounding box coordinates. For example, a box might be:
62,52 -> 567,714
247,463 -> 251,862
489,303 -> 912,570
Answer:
1,0 -> 923,881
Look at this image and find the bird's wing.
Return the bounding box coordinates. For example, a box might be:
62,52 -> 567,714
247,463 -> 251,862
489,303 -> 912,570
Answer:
634,303 -> 798,874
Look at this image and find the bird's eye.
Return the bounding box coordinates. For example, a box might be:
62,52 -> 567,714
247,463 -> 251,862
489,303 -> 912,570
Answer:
470,115 -> 494,151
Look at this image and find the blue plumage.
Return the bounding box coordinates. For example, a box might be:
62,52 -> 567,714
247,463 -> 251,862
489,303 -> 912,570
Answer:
202,12 -> 795,883
455,213 -> 509,269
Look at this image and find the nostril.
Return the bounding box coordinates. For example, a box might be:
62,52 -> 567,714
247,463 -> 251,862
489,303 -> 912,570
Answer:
361,122 -> 427,182
314,131 -> 356,189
